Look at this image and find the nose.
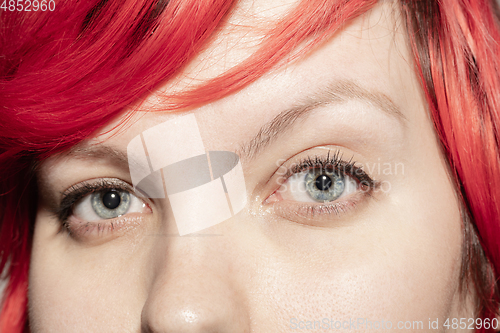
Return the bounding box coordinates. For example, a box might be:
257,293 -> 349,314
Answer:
140,237 -> 251,333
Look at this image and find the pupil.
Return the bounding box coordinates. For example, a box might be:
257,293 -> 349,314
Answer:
314,174 -> 332,191
102,190 -> 121,209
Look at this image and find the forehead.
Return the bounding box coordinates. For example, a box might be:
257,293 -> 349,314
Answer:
69,1 -> 418,169
152,0 -> 404,91
89,0 -> 414,147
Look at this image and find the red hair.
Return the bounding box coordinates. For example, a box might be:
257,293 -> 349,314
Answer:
1,0 -> 499,331
402,0 -> 500,324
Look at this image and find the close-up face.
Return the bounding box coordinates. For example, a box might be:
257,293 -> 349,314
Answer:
29,1 -> 473,332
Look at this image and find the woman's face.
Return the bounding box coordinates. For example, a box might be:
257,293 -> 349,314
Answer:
30,1 -> 473,332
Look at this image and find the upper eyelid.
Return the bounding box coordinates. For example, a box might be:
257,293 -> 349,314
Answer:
274,153 -> 378,194
274,151 -> 345,177
280,154 -> 360,178
292,161 -> 368,180
57,178 -> 138,222
61,178 -> 132,197
286,158 -> 356,178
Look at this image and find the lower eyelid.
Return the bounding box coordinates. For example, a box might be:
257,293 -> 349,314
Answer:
65,197 -> 152,242
265,190 -> 370,227
64,213 -> 147,243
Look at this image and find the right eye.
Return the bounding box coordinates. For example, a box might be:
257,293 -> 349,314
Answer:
73,189 -> 148,222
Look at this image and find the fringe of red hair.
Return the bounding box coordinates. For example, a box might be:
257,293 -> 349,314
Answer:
402,0 -> 500,327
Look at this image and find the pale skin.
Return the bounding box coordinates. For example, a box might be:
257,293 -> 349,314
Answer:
29,1 -> 476,332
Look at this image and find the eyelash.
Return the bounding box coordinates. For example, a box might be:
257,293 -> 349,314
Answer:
285,150 -> 374,185
57,179 -> 140,232
269,150 -> 379,220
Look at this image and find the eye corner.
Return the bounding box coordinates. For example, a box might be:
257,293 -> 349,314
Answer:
263,189 -> 282,205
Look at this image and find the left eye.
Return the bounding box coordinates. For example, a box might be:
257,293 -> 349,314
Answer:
73,189 -> 147,221
278,168 -> 358,203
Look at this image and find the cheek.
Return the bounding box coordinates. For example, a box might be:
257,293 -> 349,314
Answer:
244,219 -> 462,330
28,211 -> 152,331
245,171 -> 463,328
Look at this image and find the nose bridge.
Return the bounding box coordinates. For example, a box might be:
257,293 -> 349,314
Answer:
141,235 -> 250,333
127,113 -> 248,236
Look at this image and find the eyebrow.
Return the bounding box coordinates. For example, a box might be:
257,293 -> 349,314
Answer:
65,79 -> 405,166
65,145 -> 129,167
237,79 -> 406,160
